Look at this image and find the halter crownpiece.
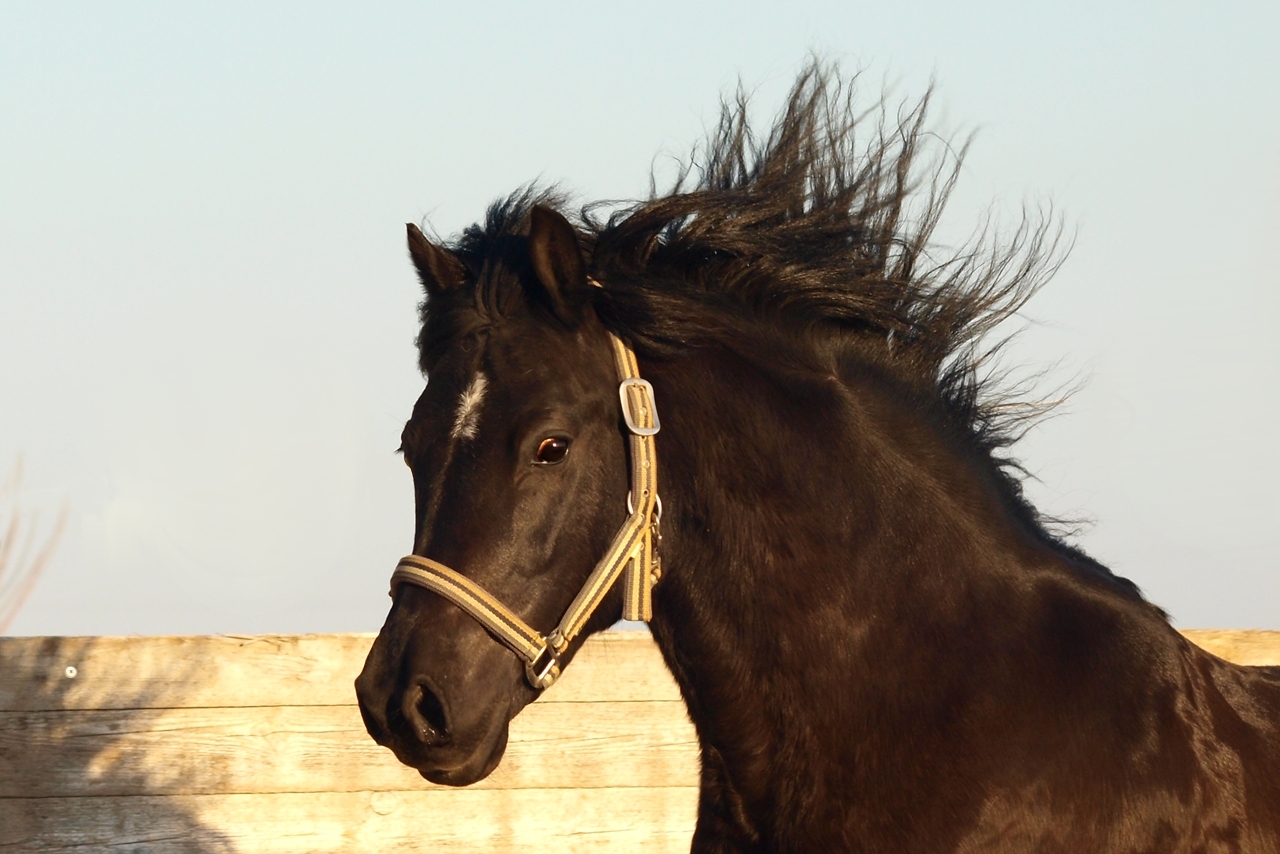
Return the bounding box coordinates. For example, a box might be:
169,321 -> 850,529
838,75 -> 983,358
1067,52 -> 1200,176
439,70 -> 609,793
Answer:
389,331 -> 662,690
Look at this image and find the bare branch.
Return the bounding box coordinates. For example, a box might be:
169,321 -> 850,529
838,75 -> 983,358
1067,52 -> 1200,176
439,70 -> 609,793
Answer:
0,457 -> 67,633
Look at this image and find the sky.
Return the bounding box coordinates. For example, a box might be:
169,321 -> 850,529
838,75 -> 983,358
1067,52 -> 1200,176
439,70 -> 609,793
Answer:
1,2 -> 1276,635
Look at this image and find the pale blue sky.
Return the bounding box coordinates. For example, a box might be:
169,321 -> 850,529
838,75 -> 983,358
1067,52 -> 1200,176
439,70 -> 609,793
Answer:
2,2 -> 1276,634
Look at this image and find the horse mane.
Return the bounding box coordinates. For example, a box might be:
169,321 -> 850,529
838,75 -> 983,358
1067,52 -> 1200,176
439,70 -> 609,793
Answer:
418,61 -> 1141,597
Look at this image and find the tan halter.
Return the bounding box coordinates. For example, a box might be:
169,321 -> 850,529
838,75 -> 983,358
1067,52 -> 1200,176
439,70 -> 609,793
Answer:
389,332 -> 662,690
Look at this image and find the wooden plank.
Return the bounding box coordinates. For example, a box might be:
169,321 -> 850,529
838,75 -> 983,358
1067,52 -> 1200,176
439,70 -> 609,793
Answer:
0,701 -> 699,798
0,631 -> 681,711
1180,630 -> 1280,666
2,631 -> 1273,714
0,787 -> 700,853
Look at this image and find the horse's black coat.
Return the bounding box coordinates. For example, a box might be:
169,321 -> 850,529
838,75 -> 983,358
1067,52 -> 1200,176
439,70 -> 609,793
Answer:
356,65 -> 1280,851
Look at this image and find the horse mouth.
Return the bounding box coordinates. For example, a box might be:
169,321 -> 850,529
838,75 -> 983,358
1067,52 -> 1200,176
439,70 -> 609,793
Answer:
410,723 -> 510,786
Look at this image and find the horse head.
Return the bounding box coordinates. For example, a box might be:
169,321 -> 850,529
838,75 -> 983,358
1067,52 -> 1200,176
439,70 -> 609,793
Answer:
354,205 -> 638,785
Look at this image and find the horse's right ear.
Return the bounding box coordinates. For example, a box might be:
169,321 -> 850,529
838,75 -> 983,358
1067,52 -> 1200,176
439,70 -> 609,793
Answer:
527,205 -> 590,327
407,223 -> 466,295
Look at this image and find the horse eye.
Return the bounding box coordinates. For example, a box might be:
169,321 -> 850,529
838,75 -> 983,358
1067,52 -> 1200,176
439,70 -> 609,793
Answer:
534,437 -> 570,465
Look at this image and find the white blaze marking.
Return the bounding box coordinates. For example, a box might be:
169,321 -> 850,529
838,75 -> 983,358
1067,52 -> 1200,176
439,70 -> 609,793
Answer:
450,373 -> 488,440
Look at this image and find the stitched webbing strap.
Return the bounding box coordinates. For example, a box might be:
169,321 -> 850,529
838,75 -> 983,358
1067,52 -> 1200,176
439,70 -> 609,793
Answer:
391,556 -> 546,664
388,331 -> 661,690
550,335 -> 661,641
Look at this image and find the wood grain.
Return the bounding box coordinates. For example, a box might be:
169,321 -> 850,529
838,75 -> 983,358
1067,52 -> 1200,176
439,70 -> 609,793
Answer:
0,787 -> 700,853
0,701 -> 699,797
0,631 -> 681,711
1180,630 -> 1280,666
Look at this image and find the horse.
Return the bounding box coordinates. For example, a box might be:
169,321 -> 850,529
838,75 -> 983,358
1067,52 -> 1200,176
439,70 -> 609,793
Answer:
355,66 -> 1280,852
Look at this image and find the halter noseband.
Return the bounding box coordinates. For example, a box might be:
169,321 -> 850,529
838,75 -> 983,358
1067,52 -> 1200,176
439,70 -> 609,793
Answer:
388,332 -> 662,691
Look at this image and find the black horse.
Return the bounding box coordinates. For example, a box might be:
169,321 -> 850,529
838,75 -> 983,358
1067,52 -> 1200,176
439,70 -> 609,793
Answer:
356,67 -> 1280,852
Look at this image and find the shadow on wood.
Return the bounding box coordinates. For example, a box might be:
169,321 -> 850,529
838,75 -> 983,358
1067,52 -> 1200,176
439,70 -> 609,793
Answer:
1,635 -> 236,852
0,632 -> 698,853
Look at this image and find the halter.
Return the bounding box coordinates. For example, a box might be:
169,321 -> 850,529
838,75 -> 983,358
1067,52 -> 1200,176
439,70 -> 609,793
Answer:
389,332 -> 662,690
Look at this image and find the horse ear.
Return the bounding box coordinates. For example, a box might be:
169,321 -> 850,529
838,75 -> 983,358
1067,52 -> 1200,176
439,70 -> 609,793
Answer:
407,223 -> 466,295
527,205 -> 590,326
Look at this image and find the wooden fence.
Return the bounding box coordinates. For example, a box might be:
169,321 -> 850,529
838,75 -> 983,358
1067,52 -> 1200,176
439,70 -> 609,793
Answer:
1,630 -> 1277,852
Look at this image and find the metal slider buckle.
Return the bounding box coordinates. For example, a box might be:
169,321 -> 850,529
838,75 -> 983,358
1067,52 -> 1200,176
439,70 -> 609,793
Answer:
525,645 -> 561,690
619,378 -> 660,436
626,491 -> 662,520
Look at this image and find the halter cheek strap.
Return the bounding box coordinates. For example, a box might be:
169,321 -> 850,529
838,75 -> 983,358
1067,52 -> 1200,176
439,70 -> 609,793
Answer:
389,332 -> 662,690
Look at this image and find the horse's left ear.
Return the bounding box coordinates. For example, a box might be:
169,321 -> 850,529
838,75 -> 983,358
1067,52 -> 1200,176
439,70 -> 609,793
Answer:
528,205 -> 590,326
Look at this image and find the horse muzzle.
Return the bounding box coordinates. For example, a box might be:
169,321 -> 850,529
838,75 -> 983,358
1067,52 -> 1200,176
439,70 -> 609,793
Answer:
354,631 -> 519,786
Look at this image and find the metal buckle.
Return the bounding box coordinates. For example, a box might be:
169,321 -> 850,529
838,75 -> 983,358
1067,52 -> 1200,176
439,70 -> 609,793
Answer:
525,645 -> 561,690
626,491 -> 662,520
619,378 -> 660,436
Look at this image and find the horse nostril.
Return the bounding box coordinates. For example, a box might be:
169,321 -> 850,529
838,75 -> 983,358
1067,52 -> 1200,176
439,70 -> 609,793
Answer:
403,682 -> 450,746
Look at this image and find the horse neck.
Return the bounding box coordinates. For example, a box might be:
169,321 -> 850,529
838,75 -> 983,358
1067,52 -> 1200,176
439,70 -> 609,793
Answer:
641,335 -> 1128,712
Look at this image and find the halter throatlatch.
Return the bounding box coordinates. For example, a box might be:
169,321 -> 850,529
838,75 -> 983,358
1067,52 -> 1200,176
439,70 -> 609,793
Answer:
389,332 -> 662,690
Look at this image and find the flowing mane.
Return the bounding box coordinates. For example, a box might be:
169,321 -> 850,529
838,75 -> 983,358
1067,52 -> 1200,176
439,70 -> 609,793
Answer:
417,64 -> 1134,596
